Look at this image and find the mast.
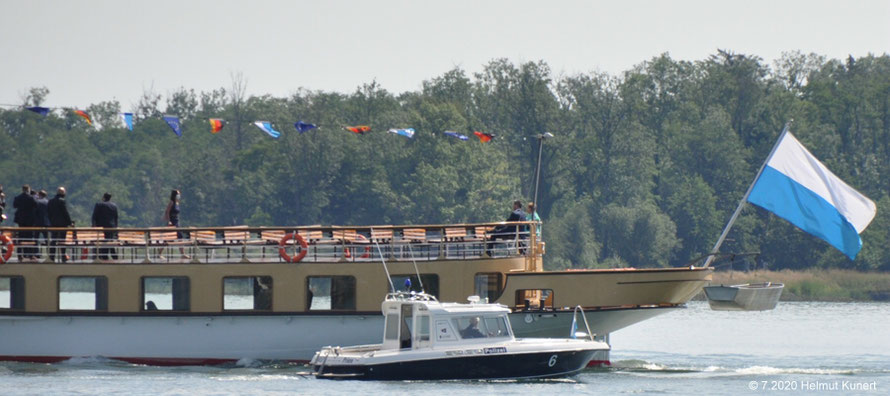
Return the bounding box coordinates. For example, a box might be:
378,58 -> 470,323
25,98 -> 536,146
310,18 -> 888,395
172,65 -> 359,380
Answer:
701,120 -> 792,268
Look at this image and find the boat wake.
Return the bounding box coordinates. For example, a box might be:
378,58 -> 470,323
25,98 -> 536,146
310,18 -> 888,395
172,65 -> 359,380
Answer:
606,359 -> 889,377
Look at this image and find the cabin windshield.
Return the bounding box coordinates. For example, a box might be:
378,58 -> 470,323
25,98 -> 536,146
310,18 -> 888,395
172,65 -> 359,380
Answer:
453,315 -> 510,339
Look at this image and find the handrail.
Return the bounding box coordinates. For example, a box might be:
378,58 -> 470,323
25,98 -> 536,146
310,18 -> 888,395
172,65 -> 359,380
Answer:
571,305 -> 595,341
0,221 -> 536,233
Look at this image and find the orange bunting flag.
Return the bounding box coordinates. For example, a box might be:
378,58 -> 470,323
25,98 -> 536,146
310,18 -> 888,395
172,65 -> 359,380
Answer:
209,118 -> 226,133
73,110 -> 92,125
344,125 -> 371,134
473,131 -> 494,143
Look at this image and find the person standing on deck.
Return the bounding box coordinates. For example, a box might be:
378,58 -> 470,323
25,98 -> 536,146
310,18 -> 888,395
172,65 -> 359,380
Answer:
486,200 -> 526,256
12,185 -> 37,261
48,187 -> 73,262
91,192 -> 119,260
160,189 -> 189,260
34,190 -> 51,257
526,202 -> 542,239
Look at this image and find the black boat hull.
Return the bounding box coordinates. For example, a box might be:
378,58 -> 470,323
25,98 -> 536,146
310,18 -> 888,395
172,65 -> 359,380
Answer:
314,349 -> 597,380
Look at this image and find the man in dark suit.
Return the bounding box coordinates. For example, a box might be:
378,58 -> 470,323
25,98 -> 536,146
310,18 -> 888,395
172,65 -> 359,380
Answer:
12,185 -> 37,260
486,200 -> 526,256
48,187 -> 74,262
34,190 -> 51,258
91,192 -> 119,260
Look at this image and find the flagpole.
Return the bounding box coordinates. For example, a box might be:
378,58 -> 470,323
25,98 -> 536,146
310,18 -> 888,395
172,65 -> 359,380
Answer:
701,120 -> 792,268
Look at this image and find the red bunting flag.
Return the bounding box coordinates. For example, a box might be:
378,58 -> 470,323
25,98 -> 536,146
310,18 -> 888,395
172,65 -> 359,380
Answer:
209,118 -> 226,134
473,131 -> 494,143
73,110 -> 92,125
344,125 -> 371,134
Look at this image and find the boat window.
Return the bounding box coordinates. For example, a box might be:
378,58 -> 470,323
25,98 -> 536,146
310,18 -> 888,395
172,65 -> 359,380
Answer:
141,277 -> 190,311
435,319 -> 457,341
400,304 -> 413,349
307,276 -> 356,310
58,276 -> 108,311
223,276 -> 272,311
0,276 -> 25,310
484,316 -> 510,338
474,273 -> 503,302
453,316 -> 503,339
515,289 -> 553,310
418,314 -> 430,341
389,274 -> 439,298
384,313 -> 400,340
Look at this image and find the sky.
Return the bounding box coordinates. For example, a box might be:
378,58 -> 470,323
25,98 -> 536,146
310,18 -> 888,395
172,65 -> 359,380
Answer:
1,0 -> 888,109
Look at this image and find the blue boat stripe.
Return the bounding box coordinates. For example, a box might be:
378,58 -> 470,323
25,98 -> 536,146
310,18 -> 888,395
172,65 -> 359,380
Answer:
748,166 -> 862,260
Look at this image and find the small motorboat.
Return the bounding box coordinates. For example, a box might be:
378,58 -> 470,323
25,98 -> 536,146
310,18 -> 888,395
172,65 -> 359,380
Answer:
704,282 -> 784,311
310,292 -> 609,380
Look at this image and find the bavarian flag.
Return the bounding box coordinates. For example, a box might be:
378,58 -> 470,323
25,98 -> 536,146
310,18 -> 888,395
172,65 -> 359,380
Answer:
344,125 -> 371,134
73,110 -> 93,125
209,118 -> 226,134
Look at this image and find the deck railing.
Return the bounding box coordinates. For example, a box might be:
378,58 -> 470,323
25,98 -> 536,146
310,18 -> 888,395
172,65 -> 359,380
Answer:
0,222 -> 541,265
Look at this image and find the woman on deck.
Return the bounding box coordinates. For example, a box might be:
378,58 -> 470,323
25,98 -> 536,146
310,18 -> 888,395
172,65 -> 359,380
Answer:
160,189 -> 189,260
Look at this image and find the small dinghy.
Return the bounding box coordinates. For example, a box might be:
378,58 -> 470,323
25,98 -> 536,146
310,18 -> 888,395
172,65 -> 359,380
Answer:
704,282 -> 784,311
310,292 -> 609,380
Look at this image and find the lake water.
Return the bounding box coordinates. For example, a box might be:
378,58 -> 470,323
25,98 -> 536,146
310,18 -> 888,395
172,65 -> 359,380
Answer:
0,301 -> 887,395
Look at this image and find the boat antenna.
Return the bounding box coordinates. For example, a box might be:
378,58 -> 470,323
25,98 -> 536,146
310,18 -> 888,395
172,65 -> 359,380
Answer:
371,228 -> 396,293
404,243 -> 426,293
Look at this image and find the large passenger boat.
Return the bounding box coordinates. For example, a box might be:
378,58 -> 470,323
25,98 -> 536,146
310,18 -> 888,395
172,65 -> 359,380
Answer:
0,222 -> 710,365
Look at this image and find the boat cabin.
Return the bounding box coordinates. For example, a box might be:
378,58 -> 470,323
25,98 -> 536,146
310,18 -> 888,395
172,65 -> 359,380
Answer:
380,292 -> 513,351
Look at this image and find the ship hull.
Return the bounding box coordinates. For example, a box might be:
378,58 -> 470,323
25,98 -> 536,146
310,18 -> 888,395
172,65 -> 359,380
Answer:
0,305 -> 675,365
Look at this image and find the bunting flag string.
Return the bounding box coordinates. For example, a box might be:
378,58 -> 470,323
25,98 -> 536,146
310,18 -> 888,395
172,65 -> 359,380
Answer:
294,121 -> 317,134
254,121 -> 281,139
209,118 -> 226,134
163,115 -> 182,137
387,128 -> 415,139
1,103 -> 516,145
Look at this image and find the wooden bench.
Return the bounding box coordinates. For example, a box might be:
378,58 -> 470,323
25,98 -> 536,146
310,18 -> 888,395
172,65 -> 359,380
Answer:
261,230 -> 287,244
195,230 -> 222,245
444,227 -> 468,241
119,231 -> 147,245
401,228 -> 426,242
370,228 -> 393,243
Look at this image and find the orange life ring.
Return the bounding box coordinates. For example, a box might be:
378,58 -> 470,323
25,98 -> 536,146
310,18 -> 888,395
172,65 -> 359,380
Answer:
81,247 -> 89,260
0,234 -> 13,264
278,233 -> 308,263
344,235 -> 371,259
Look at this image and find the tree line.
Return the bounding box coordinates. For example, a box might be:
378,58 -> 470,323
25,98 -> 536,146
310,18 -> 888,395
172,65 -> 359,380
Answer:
2,50 -> 889,271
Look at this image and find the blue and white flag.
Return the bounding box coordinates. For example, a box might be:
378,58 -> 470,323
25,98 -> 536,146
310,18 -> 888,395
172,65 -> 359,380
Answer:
387,128 -> 415,139
163,115 -> 182,137
294,121 -> 317,134
122,112 -> 134,131
443,131 -> 468,141
254,121 -> 281,139
747,132 -> 876,260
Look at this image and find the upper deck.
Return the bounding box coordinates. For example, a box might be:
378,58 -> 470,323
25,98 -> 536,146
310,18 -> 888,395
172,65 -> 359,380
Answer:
0,222 -> 540,314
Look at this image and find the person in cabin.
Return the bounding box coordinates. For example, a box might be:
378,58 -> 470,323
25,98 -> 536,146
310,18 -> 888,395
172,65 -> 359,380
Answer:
485,200 -> 526,256
91,192 -> 119,260
34,190 -> 51,255
460,317 -> 485,339
13,185 -> 37,261
159,189 -> 189,260
48,187 -> 74,262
